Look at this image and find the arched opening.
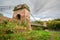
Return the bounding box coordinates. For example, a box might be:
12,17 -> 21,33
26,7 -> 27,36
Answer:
16,14 -> 21,20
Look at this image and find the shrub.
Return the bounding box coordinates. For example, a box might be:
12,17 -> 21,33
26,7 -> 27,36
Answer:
47,21 -> 60,30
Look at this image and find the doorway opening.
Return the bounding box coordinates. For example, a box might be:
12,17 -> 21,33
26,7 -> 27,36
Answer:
16,14 -> 21,20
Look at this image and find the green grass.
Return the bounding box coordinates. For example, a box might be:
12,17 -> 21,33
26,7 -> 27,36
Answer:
0,18 -> 60,40
0,30 -> 60,40
50,31 -> 60,40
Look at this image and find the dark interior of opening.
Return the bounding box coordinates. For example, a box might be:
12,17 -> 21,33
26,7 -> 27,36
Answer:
16,14 -> 21,20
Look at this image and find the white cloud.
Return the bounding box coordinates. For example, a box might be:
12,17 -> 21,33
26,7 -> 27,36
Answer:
40,18 -> 53,21
30,16 -> 40,21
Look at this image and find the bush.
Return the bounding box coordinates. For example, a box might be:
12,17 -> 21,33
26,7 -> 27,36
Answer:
47,21 -> 60,30
0,20 -> 16,34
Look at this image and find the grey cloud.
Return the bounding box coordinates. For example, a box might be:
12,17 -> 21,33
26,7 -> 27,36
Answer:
0,0 -> 60,19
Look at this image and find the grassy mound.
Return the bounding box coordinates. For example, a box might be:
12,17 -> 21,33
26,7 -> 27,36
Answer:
0,16 -> 60,40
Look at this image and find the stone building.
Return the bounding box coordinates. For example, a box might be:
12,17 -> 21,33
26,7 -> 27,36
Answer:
13,4 -> 32,30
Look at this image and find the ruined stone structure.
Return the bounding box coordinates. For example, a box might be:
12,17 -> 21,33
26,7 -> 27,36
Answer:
13,4 -> 32,30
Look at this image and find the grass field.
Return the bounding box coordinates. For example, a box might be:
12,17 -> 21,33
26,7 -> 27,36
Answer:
0,30 -> 60,40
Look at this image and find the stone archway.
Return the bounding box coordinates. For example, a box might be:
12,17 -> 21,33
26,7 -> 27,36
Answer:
16,14 -> 21,20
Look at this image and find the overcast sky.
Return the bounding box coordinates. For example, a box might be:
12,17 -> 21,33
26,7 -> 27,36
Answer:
0,0 -> 60,21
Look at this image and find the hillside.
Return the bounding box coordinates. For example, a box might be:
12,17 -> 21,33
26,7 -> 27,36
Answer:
0,16 -> 60,40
